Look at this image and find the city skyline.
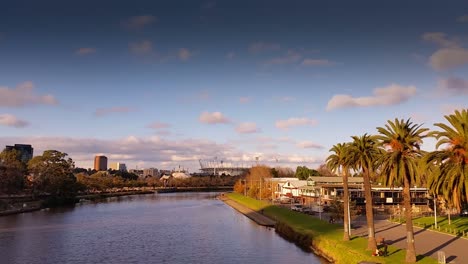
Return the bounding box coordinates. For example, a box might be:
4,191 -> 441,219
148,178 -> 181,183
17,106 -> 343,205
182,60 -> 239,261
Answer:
1,0 -> 468,171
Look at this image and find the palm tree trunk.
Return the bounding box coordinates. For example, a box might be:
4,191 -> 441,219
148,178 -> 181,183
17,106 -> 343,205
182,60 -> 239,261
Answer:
403,177 -> 416,263
363,169 -> 376,251
448,207 -> 451,225
343,167 -> 350,241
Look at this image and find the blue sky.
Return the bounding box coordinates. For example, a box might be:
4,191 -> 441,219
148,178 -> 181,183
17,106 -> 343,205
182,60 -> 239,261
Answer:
1,0 -> 468,171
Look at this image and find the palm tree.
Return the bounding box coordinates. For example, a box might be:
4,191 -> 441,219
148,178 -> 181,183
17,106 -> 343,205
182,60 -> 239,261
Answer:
376,118 -> 428,263
326,142 -> 352,241
348,134 -> 381,251
425,109 -> 468,212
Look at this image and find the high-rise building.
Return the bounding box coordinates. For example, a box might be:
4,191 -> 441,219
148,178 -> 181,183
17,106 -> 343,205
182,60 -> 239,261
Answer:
94,155 -> 108,171
143,168 -> 159,177
110,162 -> 127,172
4,144 -> 34,163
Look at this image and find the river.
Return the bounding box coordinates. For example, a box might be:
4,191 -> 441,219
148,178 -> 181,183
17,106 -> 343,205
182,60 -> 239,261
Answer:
0,192 -> 325,264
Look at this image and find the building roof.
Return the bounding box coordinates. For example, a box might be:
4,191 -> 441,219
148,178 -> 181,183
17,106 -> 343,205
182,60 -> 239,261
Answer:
307,176 -> 364,184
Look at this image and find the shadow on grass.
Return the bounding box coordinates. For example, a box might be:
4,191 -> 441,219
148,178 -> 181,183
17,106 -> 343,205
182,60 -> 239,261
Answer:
387,248 -> 401,256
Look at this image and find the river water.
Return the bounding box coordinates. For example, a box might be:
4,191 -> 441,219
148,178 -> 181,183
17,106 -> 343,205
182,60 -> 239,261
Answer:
0,193 -> 325,264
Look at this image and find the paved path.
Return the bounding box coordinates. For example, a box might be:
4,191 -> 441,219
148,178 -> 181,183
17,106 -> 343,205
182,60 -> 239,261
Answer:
220,196 -> 276,227
351,215 -> 468,264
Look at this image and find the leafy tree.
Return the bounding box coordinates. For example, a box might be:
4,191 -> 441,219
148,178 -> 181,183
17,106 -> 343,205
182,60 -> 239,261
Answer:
295,166 -> 319,180
0,149 -> 26,194
327,142 -> 352,241
245,166 -> 272,199
376,118 -> 428,263
425,109 -> 468,212
28,150 -> 78,203
348,134 -> 381,251
317,163 -> 335,176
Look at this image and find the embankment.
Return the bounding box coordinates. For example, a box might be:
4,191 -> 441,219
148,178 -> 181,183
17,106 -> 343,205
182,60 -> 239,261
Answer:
224,193 -> 438,264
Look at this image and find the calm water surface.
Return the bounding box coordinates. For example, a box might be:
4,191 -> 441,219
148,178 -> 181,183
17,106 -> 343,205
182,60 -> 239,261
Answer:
0,193 -> 325,264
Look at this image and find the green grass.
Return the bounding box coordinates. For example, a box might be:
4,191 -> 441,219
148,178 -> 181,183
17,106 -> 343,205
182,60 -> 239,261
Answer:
227,193 -> 437,264
393,215 -> 468,237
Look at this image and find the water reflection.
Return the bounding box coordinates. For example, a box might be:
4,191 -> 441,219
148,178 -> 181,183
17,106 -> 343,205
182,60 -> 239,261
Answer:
0,193 -> 325,264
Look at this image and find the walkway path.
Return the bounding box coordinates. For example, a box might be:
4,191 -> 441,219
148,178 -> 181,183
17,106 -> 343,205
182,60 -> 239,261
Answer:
220,196 -> 276,227
352,215 -> 468,263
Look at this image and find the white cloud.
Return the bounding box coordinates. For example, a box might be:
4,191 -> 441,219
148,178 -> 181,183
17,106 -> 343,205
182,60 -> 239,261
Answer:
236,122 -> 260,134
178,48 -> 192,61
422,32 -> 460,48
0,81 -> 58,107
129,40 -> 153,55
296,141 -> 324,149
326,84 -> 417,111
75,47 -> 96,55
438,77 -> 468,95
199,111 -> 230,124
302,59 -> 334,66
122,15 -> 156,30
248,42 -> 280,53
0,114 -> 29,128
275,117 -> 318,130
264,50 -> 301,65
147,122 -> 171,129
239,97 -> 251,103
94,107 -> 135,116
429,48 -> 468,71
457,15 -> 468,23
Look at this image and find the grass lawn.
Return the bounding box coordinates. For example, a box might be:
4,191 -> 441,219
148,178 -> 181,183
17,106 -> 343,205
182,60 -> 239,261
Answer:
227,193 -> 437,264
392,215 -> 468,237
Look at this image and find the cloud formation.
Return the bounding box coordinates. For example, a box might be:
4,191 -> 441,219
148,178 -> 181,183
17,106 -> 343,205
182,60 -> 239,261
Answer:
457,15 -> 468,23
0,81 -> 58,107
422,32 -> 468,71
326,84 -> 417,111
147,122 -> 171,129
239,97 -> 251,103
94,107 -> 135,116
0,114 -> 29,128
75,47 -> 96,56
199,111 -> 230,124
275,117 -> 318,130
422,32 -> 460,48
129,40 -> 153,55
178,48 -> 192,61
264,50 -> 301,65
248,42 -> 280,53
296,141 -> 324,149
438,77 -> 468,95
302,59 -> 334,66
429,48 -> 468,71
122,15 -> 156,30
236,122 -> 260,134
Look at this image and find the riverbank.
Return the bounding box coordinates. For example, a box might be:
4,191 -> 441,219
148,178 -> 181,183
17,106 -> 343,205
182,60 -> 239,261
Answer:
219,194 -> 275,227
0,190 -> 154,216
225,193 -> 438,264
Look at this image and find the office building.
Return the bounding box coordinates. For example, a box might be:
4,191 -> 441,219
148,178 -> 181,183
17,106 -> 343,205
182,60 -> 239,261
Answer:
94,155 -> 108,171
143,168 -> 159,177
4,144 -> 34,163
110,162 -> 127,172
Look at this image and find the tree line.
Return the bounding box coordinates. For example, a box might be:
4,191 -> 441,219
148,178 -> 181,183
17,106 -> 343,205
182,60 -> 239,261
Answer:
0,149 -> 241,206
